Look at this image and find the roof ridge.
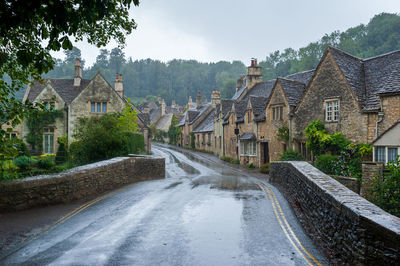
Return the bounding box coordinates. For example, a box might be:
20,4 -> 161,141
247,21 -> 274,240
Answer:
362,49 -> 400,62
278,77 -> 306,85
328,46 -> 362,62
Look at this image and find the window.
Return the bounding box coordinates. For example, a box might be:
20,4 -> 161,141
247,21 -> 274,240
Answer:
272,106 -> 283,120
326,100 -> 339,122
247,111 -> 251,123
6,133 -> 17,139
388,148 -> 398,162
91,102 -> 108,113
43,128 -> 55,154
44,101 -> 55,110
375,147 -> 385,163
240,140 -> 257,156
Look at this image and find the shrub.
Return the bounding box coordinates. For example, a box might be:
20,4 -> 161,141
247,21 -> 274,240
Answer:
37,155 -> 55,169
125,132 -> 145,154
55,142 -> 68,164
315,154 -> 338,175
247,162 -> 255,168
13,155 -> 33,170
279,150 -> 304,161
371,156 -> 400,217
1,160 -> 19,179
259,163 -> 270,174
221,156 -> 233,163
232,159 -> 240,164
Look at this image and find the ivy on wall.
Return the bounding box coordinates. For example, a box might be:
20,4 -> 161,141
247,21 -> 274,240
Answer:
26,110 -> 63,153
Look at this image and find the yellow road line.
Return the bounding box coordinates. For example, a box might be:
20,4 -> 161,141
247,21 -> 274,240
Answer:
263,183 -> 322,266
258,181 -> 321,266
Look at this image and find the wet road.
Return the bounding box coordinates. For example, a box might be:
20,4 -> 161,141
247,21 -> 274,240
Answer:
1,144 -> 328,265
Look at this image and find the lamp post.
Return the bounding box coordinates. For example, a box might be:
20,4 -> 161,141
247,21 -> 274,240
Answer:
234,123 -> 239,160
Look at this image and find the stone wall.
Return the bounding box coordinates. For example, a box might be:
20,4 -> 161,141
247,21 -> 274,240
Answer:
361,162 -> 384,200
270,161 -> 400,264
330,175 -> 360,194
0,156 -> 165,212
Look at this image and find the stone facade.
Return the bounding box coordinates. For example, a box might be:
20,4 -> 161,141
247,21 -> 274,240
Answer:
0,156 -> 165,212
270,161 -> 400,264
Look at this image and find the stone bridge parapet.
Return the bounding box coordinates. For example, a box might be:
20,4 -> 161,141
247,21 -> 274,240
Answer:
270,161 -> 400,264
0,156 -> 165,212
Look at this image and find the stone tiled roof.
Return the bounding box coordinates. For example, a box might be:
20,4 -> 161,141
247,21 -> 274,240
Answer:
243,80 -> 275,102
231,85 -> 247,100
330,47 -> 365,106
279,78 -> 306,107
239,132 -> 256,140
137,113 -> 150,126
234,100 -> 247,123
27,79 -> 91,104
249,96 -> 267,121
193,109 -> 215,133
216,100 -> 233,119
285,69 -> 315,85
372,119 -> 400,144
329,47 -> 400,111
189,104 -> 211,125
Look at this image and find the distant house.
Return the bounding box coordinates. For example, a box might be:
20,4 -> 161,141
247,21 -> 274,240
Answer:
372,120 -> 400,164
21,59 -> 151,154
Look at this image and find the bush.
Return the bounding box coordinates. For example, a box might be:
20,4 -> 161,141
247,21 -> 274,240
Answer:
315,154 -> 338,175
13,155 -> 33,170
259,163 -> 270,174
37,155 -> 55,169
232,159 -> 240,164
247,162 -> 255,168
371,156 -> 400,217
1,160 -> 19,179
55,142 -> 68,164
279,150 -> 304,161
125,132 -> 145,154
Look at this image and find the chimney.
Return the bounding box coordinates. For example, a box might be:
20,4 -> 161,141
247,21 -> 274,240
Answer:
236,76 -> 243,92
74,59 -> 82,87
196,91 -> 202,108
114,73 -> 124,98
157,95 -> 162,104
161,99 -> 166,116
211,90 -> 221,107
172,99 -> 176,108
246,58 -> 262,89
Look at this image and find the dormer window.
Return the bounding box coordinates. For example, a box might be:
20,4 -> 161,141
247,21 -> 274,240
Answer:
325,99 -> 339,122
272,106 -> 283,120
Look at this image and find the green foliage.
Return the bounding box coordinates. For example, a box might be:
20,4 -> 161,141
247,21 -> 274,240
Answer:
259,163 -> 270,174
277,125 -> 289,143
279,150 -> 304,161
315,155 -> 338,175
220,78 -> 236,99
37,155 -> 55,169
13,155 -> 33,170
0,0 -> 140,146
258,13 -> 400,80
371,156 -> 400,217
56,162 -> 75,173
232,159 -> 240,164
168,114 -> 182,145
221,156 -> 239,164
305,120 -> 327,156
117,99 -> 138,133
71,113 -> 144,164
153,129 -> 166,143
0,138 -> 29,161
247,162 -> 255,169
331,144 -> 362,179
358,143 -> 373,160
26,109 -> 63,153
55,142 -> 67,164
0,160 -> 19,180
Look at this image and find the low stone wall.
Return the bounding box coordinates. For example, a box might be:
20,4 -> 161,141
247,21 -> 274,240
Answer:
329,175 -> 360,194
270,161 -> 400,264
0,156 -> 165,212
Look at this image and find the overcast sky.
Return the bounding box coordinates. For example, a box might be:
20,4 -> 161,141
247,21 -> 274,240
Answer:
53,0 -> 400,67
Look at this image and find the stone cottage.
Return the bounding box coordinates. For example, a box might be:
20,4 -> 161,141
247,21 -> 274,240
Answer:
22,59 -> 151,154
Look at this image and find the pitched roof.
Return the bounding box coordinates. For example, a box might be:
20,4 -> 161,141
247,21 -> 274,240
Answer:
216,100 -> 233,118
137,113 -> 150,127
285,69 -> 315,85
249,96 -> 268,121
279,78 -> 306,106
242,80 -> 275,102
178,103 -> 211,126
239,132 -> 256,140
27,79 -> 91,104
372,119 -> 400,144
193,109 -> 215,133
231,85 -> 246,100
234,100 -> 247,123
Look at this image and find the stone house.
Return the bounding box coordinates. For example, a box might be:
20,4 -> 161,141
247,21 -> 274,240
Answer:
22,59 -> 151,154
193,109 -> 216,152
178,91 -> 219,147
214,100 -> 233,157
292,47 -> 400,160
371,120 -> 400,164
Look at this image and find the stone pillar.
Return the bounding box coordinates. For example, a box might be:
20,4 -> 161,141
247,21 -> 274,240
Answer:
74,59 -> 82,87
144,128 -> 151,153
361,162 -> 384,199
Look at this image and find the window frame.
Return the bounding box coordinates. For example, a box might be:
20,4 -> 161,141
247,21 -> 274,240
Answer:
90,101 -> 108,113
325,99 -> 339,122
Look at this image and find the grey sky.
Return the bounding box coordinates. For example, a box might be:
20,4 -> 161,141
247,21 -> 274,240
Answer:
54,0 -> 400,66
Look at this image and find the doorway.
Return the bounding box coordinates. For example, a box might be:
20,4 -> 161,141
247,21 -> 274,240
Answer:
262,142 -> 269,163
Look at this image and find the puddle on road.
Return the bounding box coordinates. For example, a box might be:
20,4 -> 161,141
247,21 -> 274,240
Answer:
164,181 -> 183,189
191,175 -> 261,191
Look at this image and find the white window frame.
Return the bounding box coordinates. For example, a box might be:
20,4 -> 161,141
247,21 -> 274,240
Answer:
240,140 -> 257,156
325,99 -> 339,122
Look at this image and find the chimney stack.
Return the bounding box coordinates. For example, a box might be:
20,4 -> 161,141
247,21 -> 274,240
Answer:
246,58 -> 262,89
74,59 -> 82,87
196,91 -> 202,108
211,90 -> 221,107
236,76 -> 243,92
161,99 -> 166,116
114,73 -> 124,98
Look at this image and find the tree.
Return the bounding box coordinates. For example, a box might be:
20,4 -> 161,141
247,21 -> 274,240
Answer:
0,0 -> 140,145
220,78 -> 236,99
117,99 -> 138,133
109,48 -> 126,73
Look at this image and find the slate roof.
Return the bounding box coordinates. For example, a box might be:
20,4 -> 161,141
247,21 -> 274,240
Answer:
285,69 -> 315,85
216,100 -> 234,119
193,109 -> 215,133
27,79 -> 91,104
178,103 -> 211,126
249,96 -> 267,121
242,80 -> 275,102
231,85 -> 247,100
137,113 -> 150,126
372,119 -> 400,144
279,78 -> 306,106
328,47 -> 400,111
239,132 -> 256,140
234,100 -> 247,123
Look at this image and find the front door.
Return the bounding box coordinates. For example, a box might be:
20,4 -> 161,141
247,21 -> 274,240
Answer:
263,142 -> 269,163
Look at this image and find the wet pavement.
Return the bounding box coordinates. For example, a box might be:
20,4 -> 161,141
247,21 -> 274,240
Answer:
0,144 -> 329,265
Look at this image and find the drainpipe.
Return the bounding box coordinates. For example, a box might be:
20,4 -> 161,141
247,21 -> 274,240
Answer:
375,112 -> 384,138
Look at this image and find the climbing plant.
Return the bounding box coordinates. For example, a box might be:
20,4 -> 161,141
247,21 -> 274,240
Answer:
277,124 -> 289,143
26,110 -> 63,153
